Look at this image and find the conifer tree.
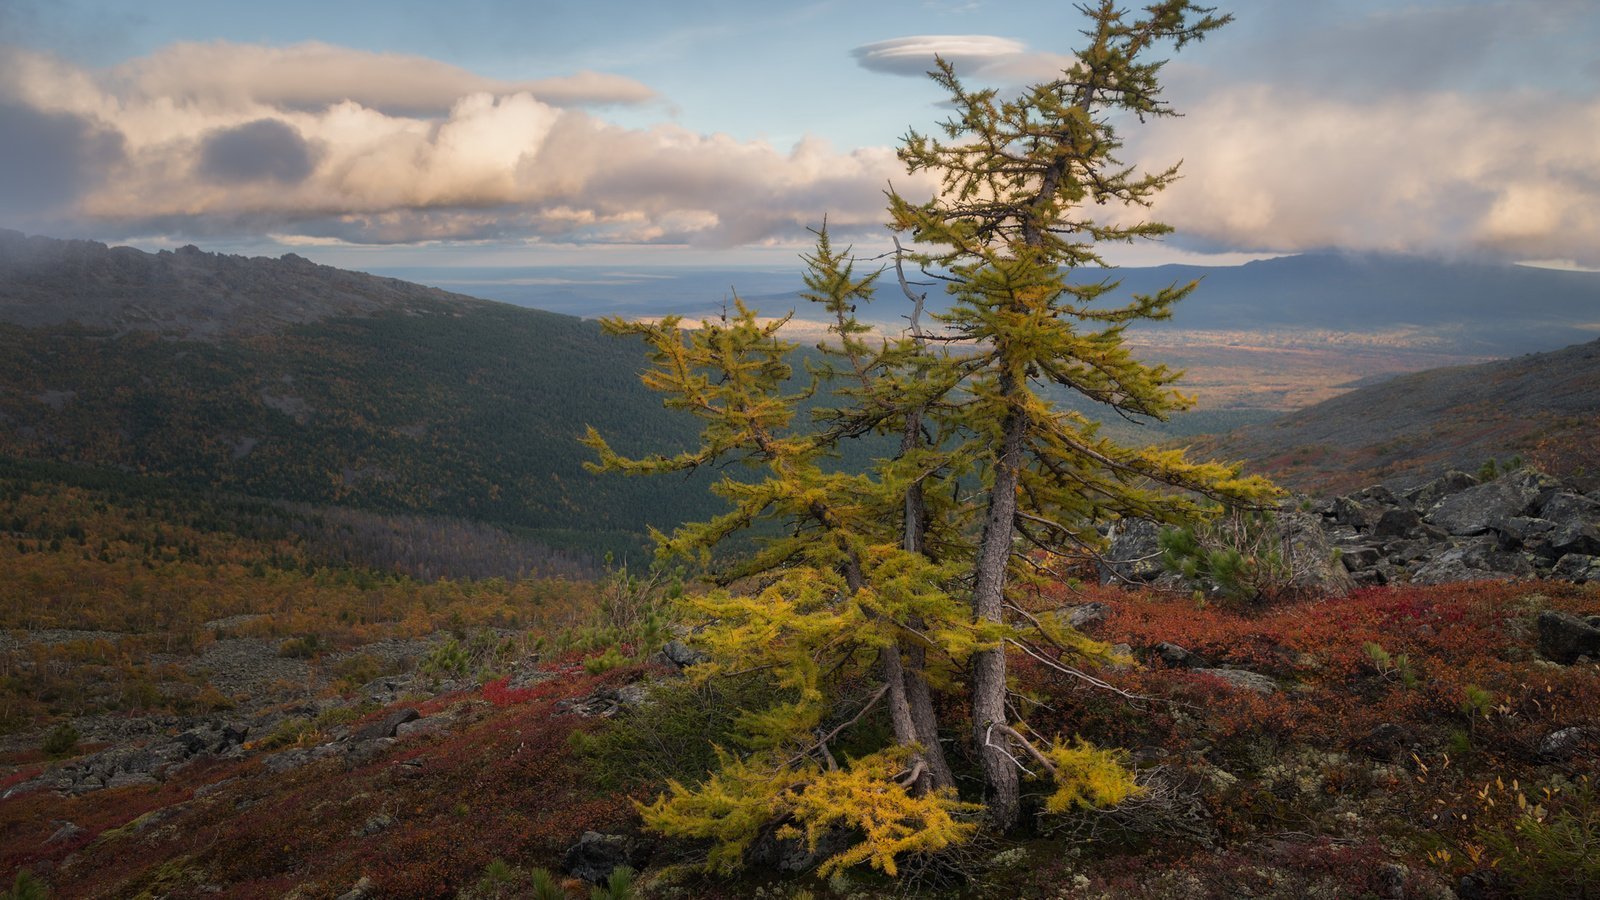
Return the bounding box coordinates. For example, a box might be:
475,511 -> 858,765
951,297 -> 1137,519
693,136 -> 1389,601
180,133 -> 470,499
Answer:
585,0 -> 1275,872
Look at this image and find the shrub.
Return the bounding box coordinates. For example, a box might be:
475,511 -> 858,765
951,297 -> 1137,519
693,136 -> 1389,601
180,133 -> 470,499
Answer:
590,866 -> 635,900
42,721 -> 79,757
1159,509 -> 1316,606
277,634 -> 322,659
571,673 -> 784,790
582,646 -> 627,675
1478,777 -> 1599,899
0,870 -> 46,900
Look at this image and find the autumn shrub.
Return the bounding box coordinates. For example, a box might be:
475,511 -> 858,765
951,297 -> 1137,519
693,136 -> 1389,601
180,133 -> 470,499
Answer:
276,634 -> 323,659
0,869 -> 46,900
582,646 -> 628,675
571,672 -> 785,790
1158,509 -> 1316,606
590,865 -> 636,900
41,721 -> 79,757
256,715 -> 316,751
1478,776 -> 1600,899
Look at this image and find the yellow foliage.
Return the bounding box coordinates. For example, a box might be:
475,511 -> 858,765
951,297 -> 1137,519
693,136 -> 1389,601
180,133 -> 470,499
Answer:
1040,738 -> 1143,814
640,747 -> 979,878
637,749 -> 808,875
785,749 -> 980,877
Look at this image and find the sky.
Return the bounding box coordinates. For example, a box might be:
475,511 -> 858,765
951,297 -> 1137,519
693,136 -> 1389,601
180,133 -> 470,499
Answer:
2,0 -> 1597,270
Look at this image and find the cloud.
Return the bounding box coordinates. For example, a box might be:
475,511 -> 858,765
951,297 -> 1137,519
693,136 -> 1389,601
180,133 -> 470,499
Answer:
0,100 -> 125,212
852,35 -> 1072,83
1127,84 -> 1600,265
0,45 -> 924,248
198,119 -> 316,184
107,41 -> 656,115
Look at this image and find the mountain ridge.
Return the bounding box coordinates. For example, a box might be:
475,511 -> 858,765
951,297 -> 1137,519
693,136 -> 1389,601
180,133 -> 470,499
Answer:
1191,337 -> 1600,492
0,229 -> 502,338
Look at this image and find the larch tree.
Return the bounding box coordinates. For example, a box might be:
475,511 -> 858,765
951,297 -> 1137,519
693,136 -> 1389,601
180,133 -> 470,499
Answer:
583,0 -> 1275,875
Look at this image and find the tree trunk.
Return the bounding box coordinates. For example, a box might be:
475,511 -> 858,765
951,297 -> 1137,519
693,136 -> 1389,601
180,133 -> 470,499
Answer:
899,406 -> 955,791
970,373 -> 1027,829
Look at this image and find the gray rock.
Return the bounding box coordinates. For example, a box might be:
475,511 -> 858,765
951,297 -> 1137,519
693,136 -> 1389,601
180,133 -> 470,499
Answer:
659,640 -> 709,670
1373,508 -> 1424,539
1552,553 -> 1600,584
1099,519 -> 1170,585
1537,726 -> 1595,761
353,813 -> 394,837
1058,601 -> 1111,630
1193,668 -> 1279,695
1332,496 -> 1381,530
350,707 -> 420,742
563,831 -> 633,884
1536,610 -> 1600,664
1410,539 -> 1534,585
106,771 -> 160,789
1426,476 -> 1548,536
1153,642 -> 1204,668
1275,509 -> 1358,598
1402,470 -> 1479,511
748,825 -> 856,874
1541,493 -> 1600,557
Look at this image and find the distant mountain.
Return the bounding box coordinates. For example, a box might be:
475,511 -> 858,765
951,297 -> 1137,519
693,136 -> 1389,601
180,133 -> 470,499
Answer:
387,252 -> 1600,358
0,232 -> 726,561
385,252 -> 1600,415
0,228 -> 497,338
1191,337 -> 1600,493
1099,252 -> 1600,355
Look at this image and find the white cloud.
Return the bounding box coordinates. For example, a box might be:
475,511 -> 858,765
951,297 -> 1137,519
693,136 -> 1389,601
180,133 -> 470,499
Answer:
109,41 -> 657,114
0,44 -> 925,248
852,35 -> 1072,83
1127,85 -> 1600,266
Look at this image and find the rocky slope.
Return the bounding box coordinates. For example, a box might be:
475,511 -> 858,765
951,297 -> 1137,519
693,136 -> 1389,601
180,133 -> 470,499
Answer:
1105,467 -> 1600,596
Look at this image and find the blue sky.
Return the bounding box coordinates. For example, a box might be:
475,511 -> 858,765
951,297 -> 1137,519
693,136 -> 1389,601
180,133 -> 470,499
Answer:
2,0 -> 1597,268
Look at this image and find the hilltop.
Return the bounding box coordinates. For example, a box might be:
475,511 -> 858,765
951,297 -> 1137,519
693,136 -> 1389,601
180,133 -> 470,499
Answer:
0,232 -> 726,563
0,229 -> 500,339
1191,338 -> 1600,493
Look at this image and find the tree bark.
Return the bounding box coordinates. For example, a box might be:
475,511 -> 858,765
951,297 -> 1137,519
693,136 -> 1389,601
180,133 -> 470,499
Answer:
899,399 -> 955,792
970,372 -> 1027,829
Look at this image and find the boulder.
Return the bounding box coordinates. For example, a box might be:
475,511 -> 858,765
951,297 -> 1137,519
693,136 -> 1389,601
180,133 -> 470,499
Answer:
1536,726 -> 1595,761
1410,539 -> 1534,585
563,831 -> 634,884
748,825 -> 856,874
1099,519 -> 1170,585
1426,475 -> 1549,536
1536,610 -> 1600,664
1056,601 -> 1111,630
1402,470 -> 1479,511
1552,554 -> 1600,584
1152,642 -> 1204,668
1193,668 -> 1279,695
658,639 -> 709,670
1373,508 -> 1424,540
1540,493 -> 1600,557
350,707 -> 420,742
